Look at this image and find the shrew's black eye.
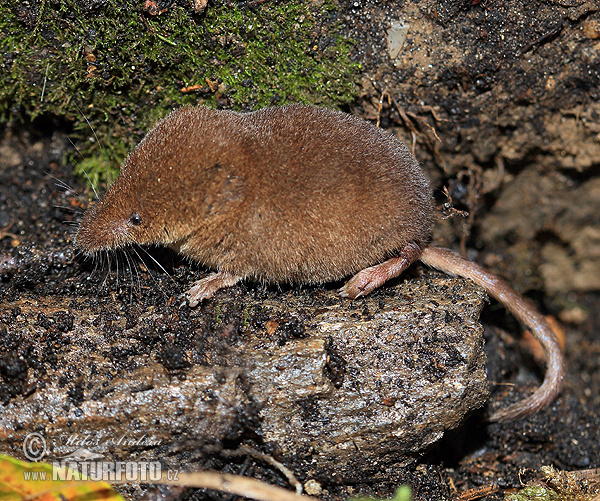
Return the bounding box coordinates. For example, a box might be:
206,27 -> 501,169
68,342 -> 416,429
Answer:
130,213 -> 142,226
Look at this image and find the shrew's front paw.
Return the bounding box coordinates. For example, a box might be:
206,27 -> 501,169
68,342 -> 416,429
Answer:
186,272 -> 241,307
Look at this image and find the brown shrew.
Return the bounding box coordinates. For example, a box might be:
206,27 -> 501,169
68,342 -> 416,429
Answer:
74,105 -> 565,422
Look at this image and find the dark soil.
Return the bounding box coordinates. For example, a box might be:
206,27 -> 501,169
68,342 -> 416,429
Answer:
1,1 -> 600,500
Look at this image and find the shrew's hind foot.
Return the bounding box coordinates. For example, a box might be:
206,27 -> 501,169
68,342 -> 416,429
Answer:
187,271 -> 242,307
339,243 -> 422,299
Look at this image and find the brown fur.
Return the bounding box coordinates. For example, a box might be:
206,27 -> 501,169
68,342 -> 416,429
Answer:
75,105 -> 564,422
75,105 -> 435,284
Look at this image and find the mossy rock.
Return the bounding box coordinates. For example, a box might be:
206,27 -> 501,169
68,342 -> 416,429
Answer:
0,0 -> 360,185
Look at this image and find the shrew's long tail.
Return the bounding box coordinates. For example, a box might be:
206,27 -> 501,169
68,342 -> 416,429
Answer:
420,246 -> 565,422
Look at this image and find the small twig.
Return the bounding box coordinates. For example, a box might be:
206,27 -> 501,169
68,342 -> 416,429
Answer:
521,20 -> 564,55
410,131 -> 417,157
376,90 -> 392,128
420,105 -> 449,123
156,33 -> 177,46
455,485 -> 499,501
22,471 -> 314,501
392,100 -> 417,135
391,98 -> 447,168
406,111 -> 442,142
222,446 -> 303,495
40,62 -> 50,102
158,471 -> 315,501
0,228 -> 19,241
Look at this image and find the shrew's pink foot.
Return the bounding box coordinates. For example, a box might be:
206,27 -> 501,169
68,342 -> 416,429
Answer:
339,242 -> 422,299
187,272 -> 242,307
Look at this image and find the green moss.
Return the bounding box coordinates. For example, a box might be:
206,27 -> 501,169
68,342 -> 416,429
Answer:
214,301 -> 223,326
351,486 -> 412,501
241,302 -> 253,329
0,0 -> 360,186
504,486 -> 562,501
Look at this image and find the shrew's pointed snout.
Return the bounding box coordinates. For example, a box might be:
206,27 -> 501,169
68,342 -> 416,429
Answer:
74,204 -> 134,254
